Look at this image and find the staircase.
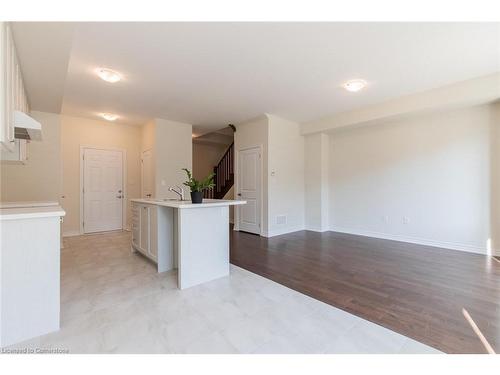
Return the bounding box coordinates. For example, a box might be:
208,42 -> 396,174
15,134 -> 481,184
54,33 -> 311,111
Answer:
204,143 -> 234,199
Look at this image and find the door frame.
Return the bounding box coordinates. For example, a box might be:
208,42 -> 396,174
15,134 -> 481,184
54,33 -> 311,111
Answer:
234,144 -> 263,236
141,148 -> 153,198
79,145 -> 127,235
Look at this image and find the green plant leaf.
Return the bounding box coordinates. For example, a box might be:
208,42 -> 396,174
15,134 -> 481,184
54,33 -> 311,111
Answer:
182,168 -> 214,192
200,172 -> 215,190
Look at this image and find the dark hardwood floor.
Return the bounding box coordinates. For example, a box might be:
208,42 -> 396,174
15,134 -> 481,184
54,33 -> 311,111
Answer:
230,229 -> 500,354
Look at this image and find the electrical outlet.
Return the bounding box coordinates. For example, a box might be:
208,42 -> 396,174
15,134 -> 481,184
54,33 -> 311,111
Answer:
402,216 -> 410,224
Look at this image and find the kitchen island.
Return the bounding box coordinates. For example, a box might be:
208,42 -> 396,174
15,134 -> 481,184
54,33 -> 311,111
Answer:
130,198 -> 245,289
0,202 -> 65,347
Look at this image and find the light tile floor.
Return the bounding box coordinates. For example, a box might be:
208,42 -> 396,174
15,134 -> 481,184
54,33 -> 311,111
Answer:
8,231 -> 442,354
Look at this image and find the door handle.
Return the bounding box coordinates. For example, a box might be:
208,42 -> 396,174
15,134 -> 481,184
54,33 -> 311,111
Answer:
116,195 -> 123,199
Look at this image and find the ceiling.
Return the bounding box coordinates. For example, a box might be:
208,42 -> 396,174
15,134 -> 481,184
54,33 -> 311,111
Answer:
193,126 -> 234,146
11,22 -> 500,134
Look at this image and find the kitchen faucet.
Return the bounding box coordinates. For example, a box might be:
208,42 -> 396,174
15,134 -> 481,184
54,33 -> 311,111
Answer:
169,186 -> 184,200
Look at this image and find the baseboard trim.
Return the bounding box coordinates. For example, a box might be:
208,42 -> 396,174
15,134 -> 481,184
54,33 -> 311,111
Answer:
62,230 -> 81,237
330,226 -> 487,255
305,226 -> 330,233
263,226 -> 305,238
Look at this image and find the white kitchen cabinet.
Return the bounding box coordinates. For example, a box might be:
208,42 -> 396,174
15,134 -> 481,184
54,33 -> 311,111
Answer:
148,206 -> 158,261
131,203 -> 140,248
139,204 -> 149,252
0,138 -> 27,163
0,205 -> 66,347
1,21 -> 30,156
130,198 -> 245,290
131,202 -> 166,269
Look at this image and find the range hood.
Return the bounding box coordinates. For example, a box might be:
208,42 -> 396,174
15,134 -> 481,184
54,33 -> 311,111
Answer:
13,110 -> 42,141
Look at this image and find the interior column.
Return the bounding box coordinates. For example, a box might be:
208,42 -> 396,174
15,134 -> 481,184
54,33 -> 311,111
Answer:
304,132 -> 329,232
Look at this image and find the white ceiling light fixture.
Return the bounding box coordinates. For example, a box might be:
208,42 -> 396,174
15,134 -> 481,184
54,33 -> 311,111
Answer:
96,68 -> 122,83
342,79 -> 368,92
101,113 -> 118,121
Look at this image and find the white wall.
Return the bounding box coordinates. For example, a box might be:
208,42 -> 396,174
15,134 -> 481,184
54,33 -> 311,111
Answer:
234,115 -> 269,234
1,111 -> 195,236
2,112 -> 143,235
267,115 -> 305,236
1,112 -> 193,236
154,118 -> 193,198
139,118 -> 193,200
234,115 -> 305,237
1,111 -> 62,202
60,115 -> 142,235
192,143 -> 227,181
491,103 -> 500,254
140,120 -> 156,197
329,104 -> 495,254
304,132 -> 329,232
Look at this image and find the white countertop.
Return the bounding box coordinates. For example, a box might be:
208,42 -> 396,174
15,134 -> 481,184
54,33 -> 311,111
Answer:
0,201 -> 59,209
131,198 -> 246,209
0,205 -> 66,220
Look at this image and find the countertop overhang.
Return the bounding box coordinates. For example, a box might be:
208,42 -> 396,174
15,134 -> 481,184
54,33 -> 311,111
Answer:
0,205 -> 66,220
0,201 -> 59,209
131,198 -> 246,209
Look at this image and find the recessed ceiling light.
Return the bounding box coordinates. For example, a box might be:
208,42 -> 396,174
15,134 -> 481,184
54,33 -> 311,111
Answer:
343,79 -> 367,92
101,113 -> 118,121
96,68 -> 122,83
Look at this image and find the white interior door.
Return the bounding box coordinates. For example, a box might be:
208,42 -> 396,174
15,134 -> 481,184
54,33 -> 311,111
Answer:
83,148 -> 123,233
141,149 -> 154,198
238,147 -> 261,234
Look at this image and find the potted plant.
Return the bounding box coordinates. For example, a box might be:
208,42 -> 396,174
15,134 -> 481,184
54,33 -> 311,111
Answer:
182,168 -> 215,204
